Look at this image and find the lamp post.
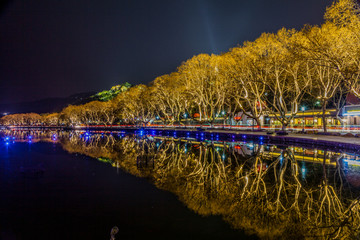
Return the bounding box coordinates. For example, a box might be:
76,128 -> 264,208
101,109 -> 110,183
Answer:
221,110 -> 226,129
301,106 -> 306,132
313,100 -> 320,130
183,113 -> 188,128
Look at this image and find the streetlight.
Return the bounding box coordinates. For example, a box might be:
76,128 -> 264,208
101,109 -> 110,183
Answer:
313,100 -> 320,129
301,106 -> 306,132
221,110 -> 226,129
183,113 -> 188,128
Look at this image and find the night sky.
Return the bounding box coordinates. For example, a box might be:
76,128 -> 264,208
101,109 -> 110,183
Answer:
0,0 -> 332,104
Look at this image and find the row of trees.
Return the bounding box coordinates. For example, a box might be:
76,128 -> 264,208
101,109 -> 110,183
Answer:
1,0 -> 360,132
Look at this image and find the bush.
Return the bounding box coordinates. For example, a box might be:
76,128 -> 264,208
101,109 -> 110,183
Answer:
343,133 -> 355,137
276,131 -> 288,135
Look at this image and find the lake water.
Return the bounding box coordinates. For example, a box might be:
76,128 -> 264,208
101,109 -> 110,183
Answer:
1,129 -> 360,239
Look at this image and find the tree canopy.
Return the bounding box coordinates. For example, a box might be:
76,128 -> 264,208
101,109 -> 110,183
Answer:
2,0 -> 360,133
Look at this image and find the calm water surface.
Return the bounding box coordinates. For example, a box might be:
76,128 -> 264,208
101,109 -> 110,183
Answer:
1,129 -> 360,240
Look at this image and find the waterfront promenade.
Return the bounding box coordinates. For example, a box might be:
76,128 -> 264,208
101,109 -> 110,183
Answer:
4,124 -> 360,150
150,127 -> 360,146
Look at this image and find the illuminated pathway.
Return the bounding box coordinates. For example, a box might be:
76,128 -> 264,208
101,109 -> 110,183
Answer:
143,126 -> 360,150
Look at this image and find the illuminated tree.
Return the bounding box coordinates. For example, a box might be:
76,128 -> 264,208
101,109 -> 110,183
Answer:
308,0 -> 360,98
0,114 -> 16,125
116,85 -> 154,126
297,0 -> 360,131
100,101 -> 117,125
255,29 -> 311,131
42,113 -> 60,126
0,113 -> 43,125
297,25 -> 344,132
326,0 -> 360,100
228,43 -> 267,129
179,54 -> 233,126
82,101 -> 103,124
60,105 -> 84,126
150,73 -> 190,125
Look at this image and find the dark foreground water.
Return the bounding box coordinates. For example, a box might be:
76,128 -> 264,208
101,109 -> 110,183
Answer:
1,129 -> 360,239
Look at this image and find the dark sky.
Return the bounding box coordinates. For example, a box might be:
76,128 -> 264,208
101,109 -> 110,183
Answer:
0,0 -> 332,104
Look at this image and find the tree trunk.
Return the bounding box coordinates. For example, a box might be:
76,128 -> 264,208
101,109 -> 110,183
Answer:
255,117 -> 262,130
322,101 -> 328,133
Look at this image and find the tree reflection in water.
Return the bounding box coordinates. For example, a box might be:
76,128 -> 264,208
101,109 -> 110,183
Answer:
2,130 -> 360,239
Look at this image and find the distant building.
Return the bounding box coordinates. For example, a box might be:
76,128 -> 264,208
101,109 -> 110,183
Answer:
342,93 -> 360,126
261,93 -> 360,130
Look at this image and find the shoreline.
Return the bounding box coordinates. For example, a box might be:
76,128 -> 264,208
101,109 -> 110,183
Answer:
3,125 -> 360,152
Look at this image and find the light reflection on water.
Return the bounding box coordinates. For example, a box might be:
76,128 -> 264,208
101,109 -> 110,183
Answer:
2,129 -> 360,239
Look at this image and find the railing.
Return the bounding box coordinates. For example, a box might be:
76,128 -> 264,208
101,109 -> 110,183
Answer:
5,123 -> 360,134
147,123 -> 360,133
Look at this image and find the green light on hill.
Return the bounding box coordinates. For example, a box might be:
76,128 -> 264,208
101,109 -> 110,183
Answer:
92,82 -> 131,101
97,157 -> 114,164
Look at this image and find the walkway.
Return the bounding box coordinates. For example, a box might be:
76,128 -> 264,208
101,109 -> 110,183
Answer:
206,129 -> 360,146
145,126 -> 360,151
